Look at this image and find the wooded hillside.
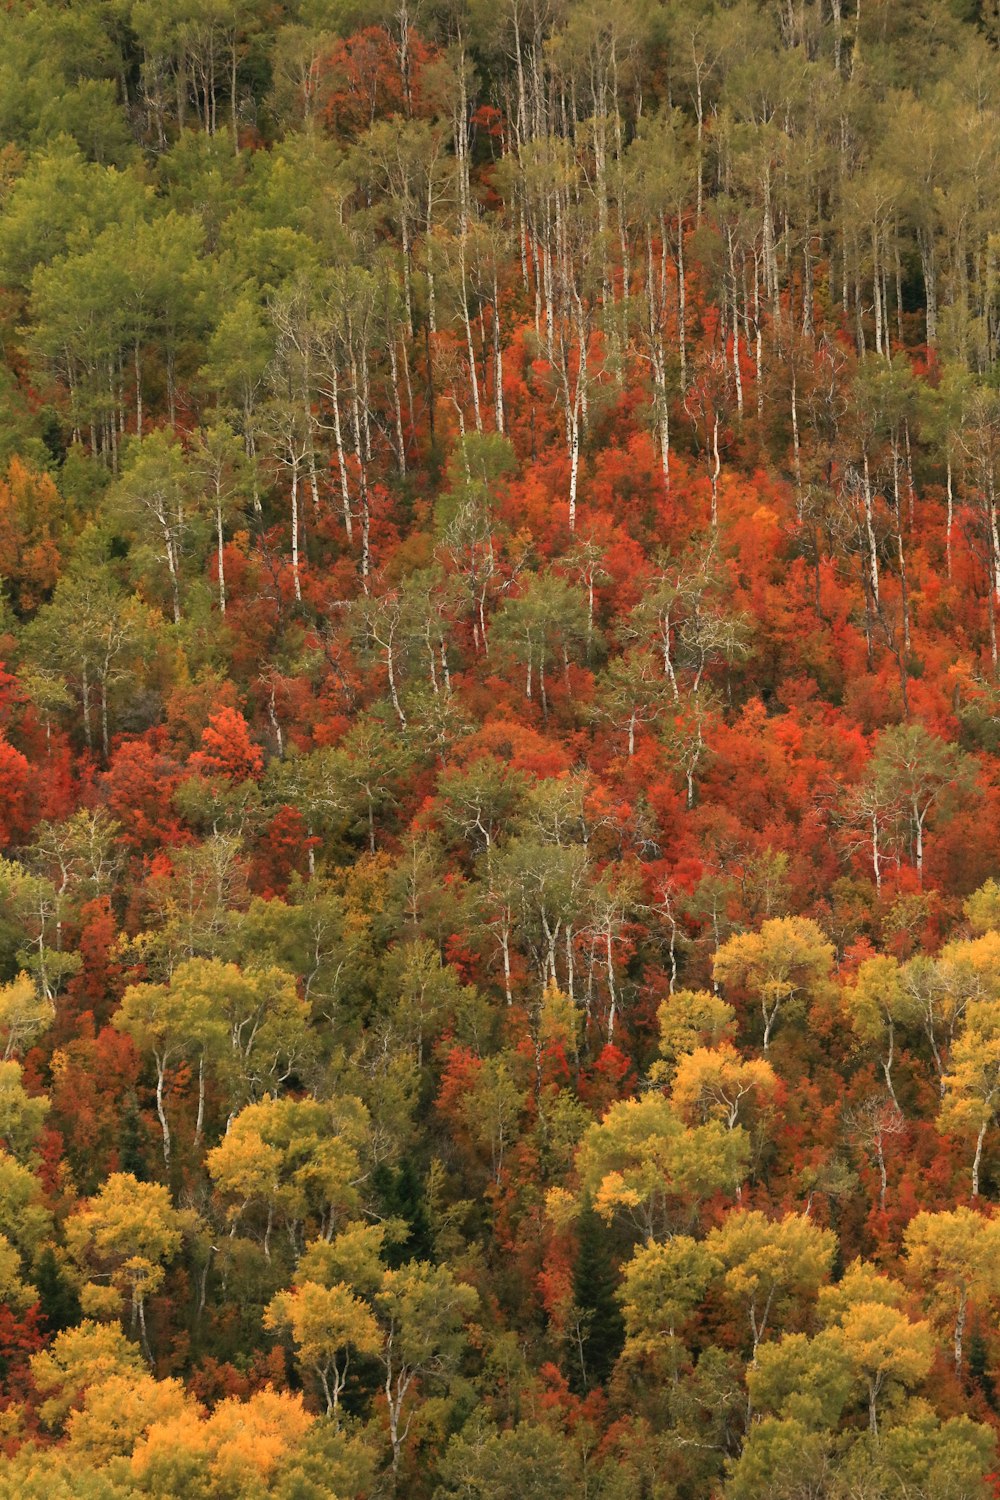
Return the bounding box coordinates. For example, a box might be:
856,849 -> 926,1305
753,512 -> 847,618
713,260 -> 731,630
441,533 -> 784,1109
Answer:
0,0 -> 998,1495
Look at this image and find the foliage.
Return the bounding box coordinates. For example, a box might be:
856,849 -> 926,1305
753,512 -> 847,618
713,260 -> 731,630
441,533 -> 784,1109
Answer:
0,0 -> 997,1492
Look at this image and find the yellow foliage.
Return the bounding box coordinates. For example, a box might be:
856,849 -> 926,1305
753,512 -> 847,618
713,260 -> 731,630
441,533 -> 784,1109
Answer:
265,1279 -> 381,1412
130,1386 -> 315,1487
656,988 -> 737,1068
0,974 -> 51,1061
66,1371 -> 195,1464
78,1283 -> 124,1321
30,1320 -> 143,1430
670,1043 -> 779,1131
713,916 -> 834,1049
0,1230 -> 36,1311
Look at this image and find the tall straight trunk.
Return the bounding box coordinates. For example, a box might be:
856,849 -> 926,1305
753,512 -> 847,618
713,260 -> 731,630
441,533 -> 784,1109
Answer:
568,385 -> 581,533
955,1290 -> 967,1374
231,40 -> 239,152
972,1118 -> 988,1197
459,240 -> 482,432
155,1056 -> 171,1169
493,276 -> 505,432
919,228 -> 938,346
194,1052 -> 206,1148
388,333 -> 407,473
892,439 -> 910,653
328,362 -> 353,540
216,499 -> 226,613
347,334 -> 370,584
863,452 -> 880,607
162,523 -> 182,625
790,363 -> 802,516
873,232 -> 884,357
709,413 -> 720,527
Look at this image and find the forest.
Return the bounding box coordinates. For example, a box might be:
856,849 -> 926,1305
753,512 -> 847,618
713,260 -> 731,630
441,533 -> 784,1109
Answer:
2,0 -> 1000,1494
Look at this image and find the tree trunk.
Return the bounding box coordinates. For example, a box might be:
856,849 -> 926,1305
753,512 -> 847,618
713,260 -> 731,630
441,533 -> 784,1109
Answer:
155,1056 -> 171,1169
972,1118 -> 988,1198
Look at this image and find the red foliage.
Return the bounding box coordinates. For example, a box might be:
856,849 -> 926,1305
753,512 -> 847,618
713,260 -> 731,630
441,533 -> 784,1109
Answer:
188,706 -> 264,782
249,805 -> 318,897
103,733 -> 186,849
0,734 -> 33,846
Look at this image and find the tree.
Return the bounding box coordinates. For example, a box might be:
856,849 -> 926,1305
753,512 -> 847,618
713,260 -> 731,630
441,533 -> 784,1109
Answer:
618,1233 -> 719,1357
825,1299 -> 934,1440
844,1093 -> 906,1214
569,1199 -> 624,1389
374,1260 -> 478,1490
185,422 -> 250,614
941,999 -> 1000,1197
0,1059 -> 49,1161
595,649 -> 674,756
0,457 -> 63,615
0,1149 -> 53,1261
65,1371 -> 195,1465
655,988 -> 737,1074
492,574 -> 590,720
206,1093 -> 370,1256
215,962 -> 313,1107
436,1420 -> 578,1500
65,1173 -> 194,1361
489,835 -> 590,998
437,757 -> 530,855
902,936 -> 1000,1097
30,1320 -> 144,1432
670,1044 -> 779,1135
865,724 -> 975,886
745,1329 -> 855,1436
128,1386 -> 315,1494
0,973 -> 51,1060
963,879 -> 1000,937
23,564 -> 159,759
843,954 -> 921,1109
189,705 -> 265,782
126,956 -> 312,1112
904,1208 -> 1000,1374
265,1279 -> 381,1419
113,959 -> 229,1169
110,431 -> 197,625
384,939 -> 474,1070
576,1092 -> 748,1240
713,917 -> 835,1052
706,1210 -> 836,1362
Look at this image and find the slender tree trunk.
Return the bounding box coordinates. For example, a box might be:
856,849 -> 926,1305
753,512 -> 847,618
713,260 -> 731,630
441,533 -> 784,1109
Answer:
972,1118 -> 988,1198
216,500 -> 226,613
155,1056 -> 171,1169
290,464 -> 302,602
194,1052 -> 206,1148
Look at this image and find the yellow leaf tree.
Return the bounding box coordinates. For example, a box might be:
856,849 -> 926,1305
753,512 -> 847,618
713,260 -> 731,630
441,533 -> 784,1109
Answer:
65,1173 -> 194,1361
30,1320 -> 144,1431
706,1209 -> 836,1361
713,916 -> 834,1052
206,1093 -> 370,1258
265,1278 -> 381,1418
653,986 -> 737,1080
576,1092 -> 748,1240
670,1043 -> 779,1133
842,954 -> 921,1109
903,1207 -> 1000,1373
940,999 -> 1000,1197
